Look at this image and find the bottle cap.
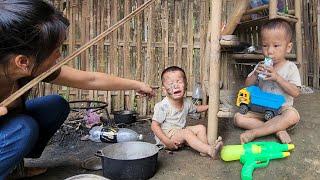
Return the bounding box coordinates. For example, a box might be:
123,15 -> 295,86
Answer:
138,134 -> 144,141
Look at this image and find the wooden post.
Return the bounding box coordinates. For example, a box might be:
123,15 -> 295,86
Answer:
295,0 -> 303,84
269,0 -> 278,19
207,0 -> 222,145
221,0 -> 249,35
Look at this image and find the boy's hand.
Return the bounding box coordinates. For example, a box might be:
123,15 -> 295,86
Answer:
264,66 -> 280,82
165,139 -> 180,150
254,61 -> 265,76
0,106 -> 8,116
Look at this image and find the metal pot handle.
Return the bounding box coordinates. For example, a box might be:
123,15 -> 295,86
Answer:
156,144 -> 165,151
95,150 -> 103,157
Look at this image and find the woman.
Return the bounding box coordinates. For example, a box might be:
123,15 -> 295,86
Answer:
0,0 -> 155,178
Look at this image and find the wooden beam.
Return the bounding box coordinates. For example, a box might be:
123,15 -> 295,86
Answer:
244,4 -> 268,15
207,0 -> 222,145
0,0 -> 157,107
221,0 -> 249,35
269,0 -> 278,19
232,53 -> 297,60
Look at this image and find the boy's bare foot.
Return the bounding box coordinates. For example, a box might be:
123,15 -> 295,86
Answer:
276,130 -> 292,143
199,152 -> 207,157
208,136 -> 223,159
240,130 -> 256,144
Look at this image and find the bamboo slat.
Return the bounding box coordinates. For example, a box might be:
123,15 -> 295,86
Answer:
187,0 -> 194,91
295,0 -> 303,83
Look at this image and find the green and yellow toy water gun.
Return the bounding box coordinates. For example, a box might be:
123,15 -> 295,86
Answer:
221,142 -> 294,180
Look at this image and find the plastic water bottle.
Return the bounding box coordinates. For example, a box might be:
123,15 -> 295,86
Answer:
190,82 -> 203,120
89,126 -> 143,143
258,57 -> 273,80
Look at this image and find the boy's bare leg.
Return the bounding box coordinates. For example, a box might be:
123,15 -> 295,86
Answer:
234,112 -> 265,129
239,110 -> 299,144
186,125 -> 208,156
186,125 -> 208,144
171,128 -> 222,159
186,125 -> 223,157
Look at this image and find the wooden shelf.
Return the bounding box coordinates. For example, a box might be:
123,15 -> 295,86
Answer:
240,13 -> 298,27
220,39 -> 240,47
231,53 -> 296,60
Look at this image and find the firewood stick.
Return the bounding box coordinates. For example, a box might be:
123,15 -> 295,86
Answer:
0,0 -> 156,107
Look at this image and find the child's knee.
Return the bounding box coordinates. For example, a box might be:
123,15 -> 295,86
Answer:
234,112 -> 244,126
282,109 -> 300,125
196,124 -> 206,133
182,128 -> 194,137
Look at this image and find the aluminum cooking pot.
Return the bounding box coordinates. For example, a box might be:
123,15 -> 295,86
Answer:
112,110 -> 138,124
96,141 -> 162,180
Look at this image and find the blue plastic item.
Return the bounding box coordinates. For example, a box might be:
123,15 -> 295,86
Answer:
261,0 -> 286,12
246,86 -> 285,110
236,85 -> 285,120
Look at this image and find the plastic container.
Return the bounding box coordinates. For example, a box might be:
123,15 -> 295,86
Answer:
258,57 -> 273,80
190,82 -> 203,120
250,0 -> 264,19
89,126 -> 143,143
261,0 -> 287,13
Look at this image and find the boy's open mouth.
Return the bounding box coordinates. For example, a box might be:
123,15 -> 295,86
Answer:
173,90 -> 182,95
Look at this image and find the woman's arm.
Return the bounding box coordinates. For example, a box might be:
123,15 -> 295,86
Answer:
0,106 -> 8,116
51,66 -> 155,96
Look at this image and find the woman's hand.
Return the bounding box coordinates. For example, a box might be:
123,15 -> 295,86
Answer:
136,82 -> 156,98
0,106 -> 8,116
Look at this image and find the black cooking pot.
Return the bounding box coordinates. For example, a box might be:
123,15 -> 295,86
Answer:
96,141 -> 161,180
112,110 -> 138,124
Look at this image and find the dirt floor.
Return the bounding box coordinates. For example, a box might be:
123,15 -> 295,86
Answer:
25,92 -> 320,180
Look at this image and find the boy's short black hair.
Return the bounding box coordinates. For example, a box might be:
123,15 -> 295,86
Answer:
261,18 -> 293,41
161,66 -> 187,84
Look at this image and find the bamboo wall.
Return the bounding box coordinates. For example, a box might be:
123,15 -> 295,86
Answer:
38,0 -> 318,116
302,0 -> 320,88
42,0 -> 218,115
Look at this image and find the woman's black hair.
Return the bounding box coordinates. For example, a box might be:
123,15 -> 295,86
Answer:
0,0 -> 69,77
